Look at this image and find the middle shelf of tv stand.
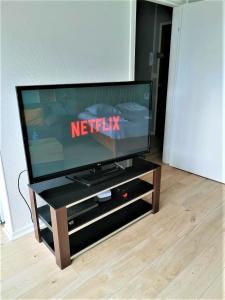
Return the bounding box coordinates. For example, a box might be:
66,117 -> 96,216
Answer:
38,179 -> 153,234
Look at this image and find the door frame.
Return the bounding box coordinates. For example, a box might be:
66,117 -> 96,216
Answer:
162,6 -> 183,163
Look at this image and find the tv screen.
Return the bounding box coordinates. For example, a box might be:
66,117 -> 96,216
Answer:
17,81 -> 152,183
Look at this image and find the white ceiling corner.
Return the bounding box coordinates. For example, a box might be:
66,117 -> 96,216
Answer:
146,0 -> 204,7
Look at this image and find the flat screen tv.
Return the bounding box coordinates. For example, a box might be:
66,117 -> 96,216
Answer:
17,81 -> 152,184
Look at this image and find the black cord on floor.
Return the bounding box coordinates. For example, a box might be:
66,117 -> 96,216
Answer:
18,170 -> 33,223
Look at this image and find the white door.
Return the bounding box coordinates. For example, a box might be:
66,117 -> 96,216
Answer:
163,1 -> 225,183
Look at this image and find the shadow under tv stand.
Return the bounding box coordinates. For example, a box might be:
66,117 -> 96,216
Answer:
29,158 -> 161,269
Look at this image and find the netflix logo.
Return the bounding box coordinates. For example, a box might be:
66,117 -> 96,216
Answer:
71,115 -> 120,138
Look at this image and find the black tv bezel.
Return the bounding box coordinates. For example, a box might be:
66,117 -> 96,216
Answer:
16,81 -> 152,184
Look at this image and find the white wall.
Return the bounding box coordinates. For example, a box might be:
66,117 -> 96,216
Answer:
1,0 -> 132,239
163,0 -> 225,183
223,0 -> 225,184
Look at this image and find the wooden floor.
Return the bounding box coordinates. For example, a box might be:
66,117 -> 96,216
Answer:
1,158 -> 224,299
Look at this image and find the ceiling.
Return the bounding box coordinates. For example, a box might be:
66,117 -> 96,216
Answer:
147,0 -> 204,6
169,0 -> 203,4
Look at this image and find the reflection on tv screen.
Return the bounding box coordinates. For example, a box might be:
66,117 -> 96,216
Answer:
20,83 -> 152,180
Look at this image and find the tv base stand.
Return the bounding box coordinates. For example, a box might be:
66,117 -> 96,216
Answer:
66,163 -> 124,186
29,158 -> 161,269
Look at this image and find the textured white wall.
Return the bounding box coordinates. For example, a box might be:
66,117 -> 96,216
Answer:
163,0 -> 225,183
1,0 -> 132,238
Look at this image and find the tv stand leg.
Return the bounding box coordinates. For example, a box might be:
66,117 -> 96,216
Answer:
50,207 -> 71,269
152,166 -> 161,213
29,188 -> 41,242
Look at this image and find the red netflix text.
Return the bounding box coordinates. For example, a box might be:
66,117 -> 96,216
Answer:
71,115 -> 120,138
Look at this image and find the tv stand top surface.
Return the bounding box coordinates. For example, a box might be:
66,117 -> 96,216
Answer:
29,158 -> 159,209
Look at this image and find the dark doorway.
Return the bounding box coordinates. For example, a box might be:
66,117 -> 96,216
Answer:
135,1 -> 156,81
135,0 -> 172,156
156,23 -> 172,149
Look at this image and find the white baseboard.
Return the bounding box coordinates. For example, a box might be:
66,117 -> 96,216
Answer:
3,220 -> 45,241
3,223 -> 34,240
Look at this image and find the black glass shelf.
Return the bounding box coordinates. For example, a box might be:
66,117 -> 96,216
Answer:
40,199 -> 152,257
38,179 -> 153,232
30,158 -> 157,209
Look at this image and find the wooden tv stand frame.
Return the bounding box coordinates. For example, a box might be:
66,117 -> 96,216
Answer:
29,158 -> 161,269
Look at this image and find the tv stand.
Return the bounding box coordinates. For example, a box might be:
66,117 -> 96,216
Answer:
29,158 -> 161,269
66,163 -> 125,186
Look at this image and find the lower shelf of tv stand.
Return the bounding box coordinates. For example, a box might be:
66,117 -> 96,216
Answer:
40,199 -> 152,258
